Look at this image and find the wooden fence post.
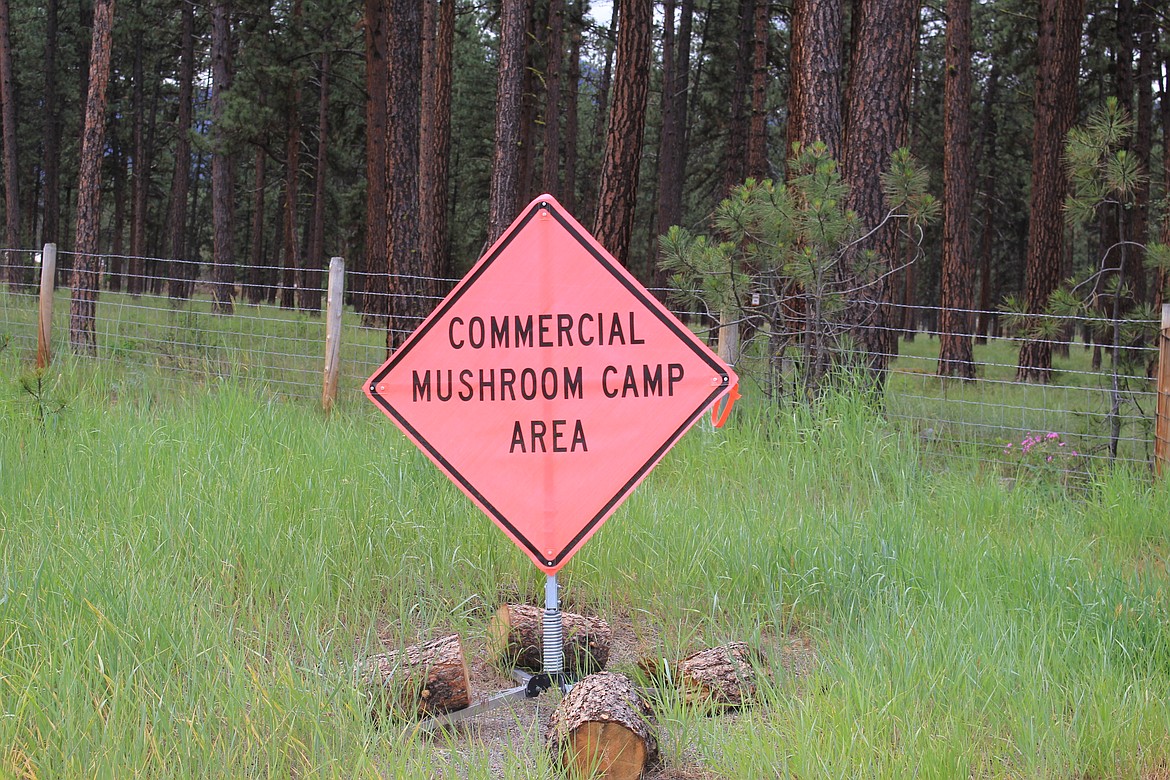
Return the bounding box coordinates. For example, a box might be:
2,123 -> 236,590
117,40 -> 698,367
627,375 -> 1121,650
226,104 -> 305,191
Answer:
1156,303 -> 1170,478
322,256 -> 345,414
718,309 -> 740,367
35,243 -> 57,371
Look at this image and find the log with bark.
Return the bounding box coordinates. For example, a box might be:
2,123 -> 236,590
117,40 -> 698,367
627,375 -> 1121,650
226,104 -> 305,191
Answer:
637,641 -> 763,709
546,671 -> 659,780
360,633 -> 471,720
486,603 -> 611,677
676,641 -> 761,708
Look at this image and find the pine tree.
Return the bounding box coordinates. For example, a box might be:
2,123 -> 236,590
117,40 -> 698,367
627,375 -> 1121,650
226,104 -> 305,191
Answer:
1017,0 -> 1084,382
592,0 -> 652,266
70,0 -> 115,354
786,0 -> 841,156
487,0 -> 530,243
937,0 -> 975,378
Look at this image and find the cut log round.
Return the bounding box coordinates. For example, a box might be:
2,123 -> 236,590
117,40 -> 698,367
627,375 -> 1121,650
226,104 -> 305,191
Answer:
546,671 -> 659,780
676,641 -> 760,708
486,603 -> 611,676
361,633 -> 471,719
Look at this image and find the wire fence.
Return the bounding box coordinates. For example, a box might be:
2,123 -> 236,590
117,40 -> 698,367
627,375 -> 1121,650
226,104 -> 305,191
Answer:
1,246 -> 1165,475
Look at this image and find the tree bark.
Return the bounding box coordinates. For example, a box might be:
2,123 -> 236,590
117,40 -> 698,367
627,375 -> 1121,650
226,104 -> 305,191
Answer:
677,642 -> 762,708
1017,0 -> 1084,382
486,603 -> 612,677
167,0 -> 195,300
653,0 -> 693,288
720,0 -> 755,195
786,0 -> 842,158
419,0 -> 454,289
210,0 -> 235,315
69,0 -> 115,354
546,672 -> 659,780
487,0 -> 531,244
362,0 -> 389,319
746,0 -> 770,180
0,0 -> 22,287
592,0 -> 652,267
841,0 -> 918,381
300,46 -> 330,314
280,0 -> 304,311
541,0 -> 565,197
362,634 -> 472,719
975,59 -> 1000,343
1158,26 -> 1170,309
1129,0 -> 1153,306
128,7 -> 146,297
562,0 -> 583,212
937,0 -> 974,378
247,145 -> 267,305
42,0 -> 62,249
385,0 -> 423,350
583,5 -> 619,221
109,142 -> 126,291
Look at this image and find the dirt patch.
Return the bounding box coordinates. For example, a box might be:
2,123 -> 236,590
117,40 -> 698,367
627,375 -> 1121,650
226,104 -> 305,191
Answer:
368,610 -> 817,778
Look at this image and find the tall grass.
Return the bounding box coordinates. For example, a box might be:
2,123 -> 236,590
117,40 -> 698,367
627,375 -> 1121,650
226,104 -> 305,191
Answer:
2,351 -> 1169,777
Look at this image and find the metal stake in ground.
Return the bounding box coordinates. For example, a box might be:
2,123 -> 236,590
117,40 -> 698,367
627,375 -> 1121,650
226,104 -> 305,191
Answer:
543,573 -> 565,687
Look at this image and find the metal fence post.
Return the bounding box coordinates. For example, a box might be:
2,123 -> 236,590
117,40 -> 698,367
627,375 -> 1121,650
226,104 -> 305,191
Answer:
322,256 -> 345,414
36,243 -> 57,370
1156,303 -> 1170,478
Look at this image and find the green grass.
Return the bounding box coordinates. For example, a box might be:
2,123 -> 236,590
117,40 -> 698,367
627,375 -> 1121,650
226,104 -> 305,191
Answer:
2,344 -> 1169,777
885,332 -> 1158,468
3,287 -> 1160,473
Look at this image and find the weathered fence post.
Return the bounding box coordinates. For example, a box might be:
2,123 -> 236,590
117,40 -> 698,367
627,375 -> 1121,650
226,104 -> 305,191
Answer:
718,310 -> 740,366
35,243 -> 57,370
1156,303 -> 1170,478
322,256 -> 345,414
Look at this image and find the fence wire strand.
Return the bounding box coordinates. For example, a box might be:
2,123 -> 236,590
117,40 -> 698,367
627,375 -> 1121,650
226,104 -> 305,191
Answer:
1,248 -> 1164,473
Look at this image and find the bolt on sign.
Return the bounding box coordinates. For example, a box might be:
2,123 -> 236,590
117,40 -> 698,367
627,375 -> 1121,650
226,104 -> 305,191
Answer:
365,195 -> 738,574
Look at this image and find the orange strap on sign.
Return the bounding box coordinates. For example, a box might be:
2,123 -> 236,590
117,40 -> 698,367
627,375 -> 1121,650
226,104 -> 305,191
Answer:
710,382 -> 740,428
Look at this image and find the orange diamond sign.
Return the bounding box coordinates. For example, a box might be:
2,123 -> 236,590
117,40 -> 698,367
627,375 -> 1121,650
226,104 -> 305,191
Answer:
365,195 -> 737,574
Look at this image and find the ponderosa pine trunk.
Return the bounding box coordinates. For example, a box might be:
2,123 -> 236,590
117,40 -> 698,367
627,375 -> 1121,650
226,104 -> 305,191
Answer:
541,0 -> 565,197
1157,37 -> 1170,309
167,0 -> 195,300
937,0 -> 975,378
385,0 -> 422,351
746,0 -> 769,180
786,0 -> 842,158
42,0 -> 61,249
300,47 -> 329,314
487,0 -> 530,244
562,0 -> 583,212
69,0 -> 114,354
720,0 -> 754,195
209,0 -> 235,315
584,6 -> 618,221
592,0 -> 652,266
1017,0 -> 1083,382
128,16 -> 146,297
653,0 -> 692,244
362,0 -> 388,319
247,145 -> 267,304
110,145 -> 125,291
0,0 -> 22,288
1129,0 -> 1153,306
841,0 -> 918,382
975,60 -> 1000,342
419,0 -> 454,290
279,0 -> 304,311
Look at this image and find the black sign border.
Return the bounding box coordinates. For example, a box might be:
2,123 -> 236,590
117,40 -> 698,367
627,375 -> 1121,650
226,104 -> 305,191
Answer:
369,199 -> 731,568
